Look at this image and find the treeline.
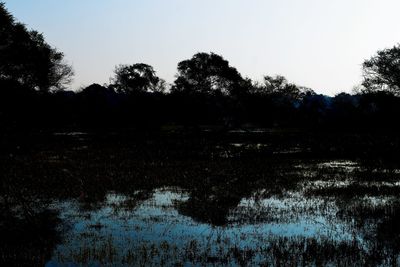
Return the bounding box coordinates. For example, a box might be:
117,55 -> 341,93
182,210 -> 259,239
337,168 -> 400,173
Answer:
1,3 -> 400,132
2,76 -> 400,132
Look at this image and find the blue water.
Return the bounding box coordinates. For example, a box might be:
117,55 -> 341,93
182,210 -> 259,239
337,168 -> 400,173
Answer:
45,182 -> 369,266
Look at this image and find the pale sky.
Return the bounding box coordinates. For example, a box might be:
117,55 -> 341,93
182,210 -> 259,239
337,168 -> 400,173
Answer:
4,0 -> 400,95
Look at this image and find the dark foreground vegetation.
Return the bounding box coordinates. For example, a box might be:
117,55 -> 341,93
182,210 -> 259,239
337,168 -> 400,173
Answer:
2,2 -> 400,266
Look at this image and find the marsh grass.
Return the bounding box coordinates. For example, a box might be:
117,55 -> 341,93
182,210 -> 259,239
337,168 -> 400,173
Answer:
1,131 -> 400,266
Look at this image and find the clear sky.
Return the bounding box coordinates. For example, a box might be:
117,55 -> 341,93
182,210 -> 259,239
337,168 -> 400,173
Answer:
3,0 -> 400,95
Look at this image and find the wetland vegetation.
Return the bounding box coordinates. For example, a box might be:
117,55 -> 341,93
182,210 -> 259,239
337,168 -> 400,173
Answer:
2,130 -> 400,266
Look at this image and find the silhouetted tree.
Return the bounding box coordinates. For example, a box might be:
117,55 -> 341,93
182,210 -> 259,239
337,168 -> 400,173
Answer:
259,75 -> 314,100
0,3 -> 73,92
362,44 -> 400,95
3,0 -> 400,133
110,63 -> 165,94
172,52 -> 247,96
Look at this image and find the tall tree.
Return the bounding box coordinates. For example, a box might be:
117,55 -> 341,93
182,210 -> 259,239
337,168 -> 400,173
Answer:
172,52 -> 246,96
110,63 -> 165,94
362,44 -> 400,95
0,2 -> 73,91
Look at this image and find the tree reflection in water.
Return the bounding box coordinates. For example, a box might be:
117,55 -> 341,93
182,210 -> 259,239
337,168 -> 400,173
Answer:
1,132 -> 400,266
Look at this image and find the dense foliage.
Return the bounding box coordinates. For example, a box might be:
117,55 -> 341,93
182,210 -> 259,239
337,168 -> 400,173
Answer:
1,3 -> 400,132
0,3 -> 73,92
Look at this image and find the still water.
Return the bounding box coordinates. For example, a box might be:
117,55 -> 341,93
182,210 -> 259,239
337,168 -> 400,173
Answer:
2,133 -> 400,266
42,160 -> 400,266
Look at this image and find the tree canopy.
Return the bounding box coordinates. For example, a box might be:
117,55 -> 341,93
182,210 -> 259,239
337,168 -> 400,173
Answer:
110,63 -> 165,94
172,52 -> 247,96
3,2 -> 400,132
0,2 -> 73,92
362,44 -> 400,95
262,75 -> 314,99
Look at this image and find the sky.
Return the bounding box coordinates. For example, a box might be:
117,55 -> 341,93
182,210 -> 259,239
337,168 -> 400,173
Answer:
3,0 -> 400,95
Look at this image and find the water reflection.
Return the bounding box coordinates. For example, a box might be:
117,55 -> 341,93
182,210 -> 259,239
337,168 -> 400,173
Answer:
44,179 -> 400,266
2,133 -> 400,266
